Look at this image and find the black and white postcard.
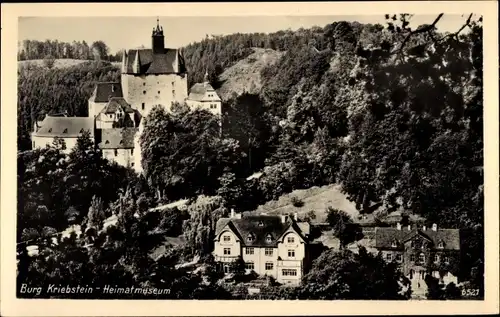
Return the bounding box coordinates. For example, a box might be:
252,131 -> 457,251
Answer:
1,1 -> 498,316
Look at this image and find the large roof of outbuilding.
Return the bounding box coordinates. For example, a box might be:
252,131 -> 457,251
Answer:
34,116 -> 94,138
374,227 -> 460,250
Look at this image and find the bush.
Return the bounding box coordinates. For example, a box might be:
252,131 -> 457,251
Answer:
290,196 -> 304,208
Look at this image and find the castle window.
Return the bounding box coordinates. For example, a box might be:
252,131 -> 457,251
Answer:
418,253 -> 425,263
142,103 -> 145,110
288,249 -> 295,258
48,128 -> 52,133
386,253 -> 392,261
287,237 -> 295,243
223,248 -> 231,255
114,149 -> 118,156
131,148 -> 134,155
143,83 -> 146,86
62,128 -> 68,134
396,254 -> 403,262
265,248 -> 273,256
245,248 -> 254,255
223,235 -> 230,242
158,91 -> 160,94
143,91 -> 146,94
131,162 -> 135,167
245,262 -> 254,270
265,262 -> 273,270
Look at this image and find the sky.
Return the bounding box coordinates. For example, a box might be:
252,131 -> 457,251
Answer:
18,15 -> 473,54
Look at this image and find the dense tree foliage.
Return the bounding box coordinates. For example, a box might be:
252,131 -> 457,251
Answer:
18,39 -> 121,61
17,62 -> 120,150
17,133 -> 133,240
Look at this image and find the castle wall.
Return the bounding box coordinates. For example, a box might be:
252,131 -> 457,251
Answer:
121,73 -> 188,118
102,148 -> 134,168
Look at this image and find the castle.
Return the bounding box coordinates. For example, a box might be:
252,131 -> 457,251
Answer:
31,19 -> 222,173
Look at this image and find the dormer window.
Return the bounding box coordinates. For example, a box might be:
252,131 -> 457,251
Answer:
391,240 -> 398,248
105,140 -> 110,144
265,234 -> 273,243
247,233 -> 254,242
438,241 -> 444,249
258,221 -> 264,227
62,128 -> 68,134
223,235 -> 230,242
48,128 -> 52,133
79,128 -> 85,133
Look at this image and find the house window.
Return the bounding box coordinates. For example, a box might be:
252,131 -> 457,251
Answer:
142,103 -> 145,110
287,237 -> 295,243
266,234 -> 273,243
158,91 -> 160,94
114,149 -> 118,156
386,253 -> 392,261
434,254 -> 440,263
245,262 -> 254,270
410,254 -> 415,262
223,248 -> 231,255
223,265 -> 230,273
444,256 -> 450,263
265,262 -> 273,270
282,269 -> 297,276
265,248 -> 273,256
418,253 -> 425,263
143,91 -> 146,94
223,235 -> 230,242
438,241 -> 444,248
288,249 -> 295,258
396,254 -> 403,262
131,148 -> 134,155
131,162 -> 135,167
143,82 -> 146,86
245,248 -> 254,255
391,240 -> 398,247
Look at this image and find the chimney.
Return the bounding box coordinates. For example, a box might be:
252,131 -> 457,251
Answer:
396,222 -> 401,230
293,213 -> 298,221
432,223 -> 437,231
230,209 -> 235,218
281,215 -> 287,223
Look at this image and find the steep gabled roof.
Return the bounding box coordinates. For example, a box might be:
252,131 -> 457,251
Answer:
215,215 -> 308,247
99,128 -> 138,149
90,82 -> 123,103
34,116 -> 94,138
374,227 -> 460,250
122,48 -> 186,74
188,83 -> 221,102
97,97 -> 135,115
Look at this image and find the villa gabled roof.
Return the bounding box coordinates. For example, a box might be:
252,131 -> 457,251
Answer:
215,215 -> 308,247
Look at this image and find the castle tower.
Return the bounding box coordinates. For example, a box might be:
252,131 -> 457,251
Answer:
152,17 -> 165,54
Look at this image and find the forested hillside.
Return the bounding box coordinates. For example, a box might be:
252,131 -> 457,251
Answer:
17,14 -> 484,299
